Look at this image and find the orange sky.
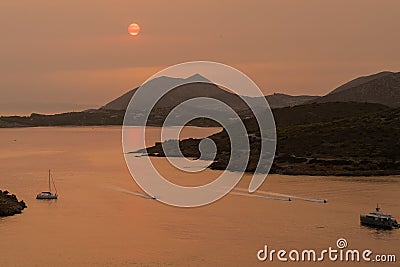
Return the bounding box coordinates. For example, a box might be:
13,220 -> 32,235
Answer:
1,0 -> 399,115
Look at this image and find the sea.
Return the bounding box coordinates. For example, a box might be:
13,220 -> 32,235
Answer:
0,127 -> 399,266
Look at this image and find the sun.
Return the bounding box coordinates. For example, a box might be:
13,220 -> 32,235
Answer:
128,23 -> 140,36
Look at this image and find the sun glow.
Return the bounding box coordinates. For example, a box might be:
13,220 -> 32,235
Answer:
128,23 -> 140,36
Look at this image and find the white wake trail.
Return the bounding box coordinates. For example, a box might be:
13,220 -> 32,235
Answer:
229,191 -> 291,201
103,184 -> 157,199
233,188 -> 327,203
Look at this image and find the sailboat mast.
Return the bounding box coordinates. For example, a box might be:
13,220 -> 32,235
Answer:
48,169 -> 51,192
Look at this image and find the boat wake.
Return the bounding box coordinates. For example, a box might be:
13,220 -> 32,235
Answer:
105,185 -> 158,200
230,191 -> 291,201
232,188 -> 327,203
103,185 -> 325,203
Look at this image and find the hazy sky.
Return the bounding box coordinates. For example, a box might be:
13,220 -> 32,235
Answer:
1,0 -> 399,115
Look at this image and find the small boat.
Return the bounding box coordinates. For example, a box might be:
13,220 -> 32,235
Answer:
36,170 -> 58,200
360,204 -> 399,230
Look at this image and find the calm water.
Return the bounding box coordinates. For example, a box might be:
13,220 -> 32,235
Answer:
0,127 -> 399,266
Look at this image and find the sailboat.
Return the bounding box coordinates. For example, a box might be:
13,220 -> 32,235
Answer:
36,170 -> 58,200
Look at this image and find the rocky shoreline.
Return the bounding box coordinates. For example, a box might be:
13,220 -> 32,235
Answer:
0,190 -> 27,217
143,138 -> 400,176
143,103 -> 400,176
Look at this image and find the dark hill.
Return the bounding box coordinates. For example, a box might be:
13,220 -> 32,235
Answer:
329,71 -> 394,94
311,71 -> 400,107
273,102 -> 389,127
277,107 -> 400,160
266,93 -> 318,108
102,75 -> 249,113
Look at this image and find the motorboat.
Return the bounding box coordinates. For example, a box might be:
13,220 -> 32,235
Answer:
360,205 -> 399,230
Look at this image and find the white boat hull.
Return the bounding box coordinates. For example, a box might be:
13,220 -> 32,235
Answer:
36,193 -> 58,200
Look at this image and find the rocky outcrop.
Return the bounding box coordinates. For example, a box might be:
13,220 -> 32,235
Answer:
0,190 -> 27,217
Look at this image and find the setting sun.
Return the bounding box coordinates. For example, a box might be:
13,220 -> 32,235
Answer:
128,23 -> 140,36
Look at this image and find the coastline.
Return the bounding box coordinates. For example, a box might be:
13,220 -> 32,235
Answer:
144,134 -> 400,177
0,190 -> 27,217
144,153 -> 400,177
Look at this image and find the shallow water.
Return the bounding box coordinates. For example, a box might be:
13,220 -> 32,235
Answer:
0,127 -> 399,266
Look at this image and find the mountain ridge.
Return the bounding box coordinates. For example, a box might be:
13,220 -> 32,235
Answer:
101,74 -> 319,111
310,71 -> 400,107
103,71 -> 400,111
